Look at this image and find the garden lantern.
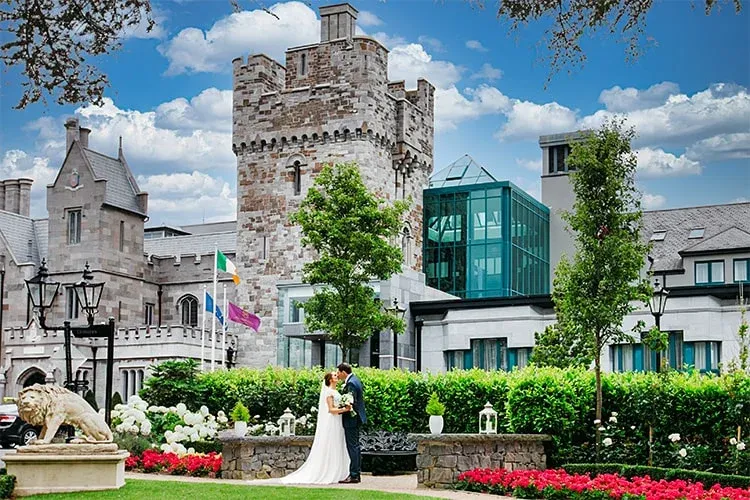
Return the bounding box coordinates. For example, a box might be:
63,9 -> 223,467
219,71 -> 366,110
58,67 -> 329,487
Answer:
279,408 -> 296,436
478,402 -> 498,434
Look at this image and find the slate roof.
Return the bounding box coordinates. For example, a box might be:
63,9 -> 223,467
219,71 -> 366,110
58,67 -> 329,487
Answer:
0,211 -> 44,265
144,231 -> 237,258
82,149 -> 144,216
642,202 -> 750,272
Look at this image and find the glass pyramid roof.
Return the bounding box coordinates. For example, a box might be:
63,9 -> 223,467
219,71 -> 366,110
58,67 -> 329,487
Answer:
429,155 -> 498,188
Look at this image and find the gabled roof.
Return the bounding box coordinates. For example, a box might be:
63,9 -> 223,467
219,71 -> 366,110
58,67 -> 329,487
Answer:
82,149 -> 145,216
680,226 -> 750,255
144,231 -> 237,258
0,210 -> 44,265
429,155 -> 497,188
643,202 -> 750,272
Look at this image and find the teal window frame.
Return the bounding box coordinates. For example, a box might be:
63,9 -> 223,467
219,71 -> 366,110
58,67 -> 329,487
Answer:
733,258 -> 750,283
695,260 -> 725,285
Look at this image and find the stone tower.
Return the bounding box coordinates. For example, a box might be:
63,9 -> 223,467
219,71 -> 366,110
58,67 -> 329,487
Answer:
232,3 -> 435,367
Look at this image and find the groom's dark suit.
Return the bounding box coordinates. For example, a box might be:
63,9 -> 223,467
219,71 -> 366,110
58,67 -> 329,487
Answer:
342,373 -> 366,480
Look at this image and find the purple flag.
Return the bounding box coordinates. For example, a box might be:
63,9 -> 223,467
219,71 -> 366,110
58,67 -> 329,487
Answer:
228,302 -> 261,332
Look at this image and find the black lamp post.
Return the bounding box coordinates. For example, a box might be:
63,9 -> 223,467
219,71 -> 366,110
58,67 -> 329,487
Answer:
225,339 -> 237,369
386,297 -> 407,369
648,278 -> 669,372
25,260 -> 116,425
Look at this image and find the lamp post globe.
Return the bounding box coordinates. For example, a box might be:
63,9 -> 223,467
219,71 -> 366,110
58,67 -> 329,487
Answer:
72,262 -> 105,326
24,259 -> 60,327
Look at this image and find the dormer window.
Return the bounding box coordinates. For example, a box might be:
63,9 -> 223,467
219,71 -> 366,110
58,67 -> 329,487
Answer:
650,231 -> 667,241
688,228 -> 705,239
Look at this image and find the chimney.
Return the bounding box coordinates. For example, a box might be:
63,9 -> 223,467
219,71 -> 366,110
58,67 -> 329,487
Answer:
3,180 -> 19,214
319,3 -> 358,42
79,127 -> 91,149
65,118 -> 80,151
18,178 -> 33,217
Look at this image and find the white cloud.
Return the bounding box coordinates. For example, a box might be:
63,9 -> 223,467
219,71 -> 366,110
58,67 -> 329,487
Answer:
435,85 -> 510,131
731,197 -> 749,203
685,133 -> 750,163
598,82 -> 680,112
580,83 -> 750,148
635,148 -> 703,177
387,44 -> 464,89
137,171 -> 236,222
516,158 -> 542,172
471,63 -> 503,81
497,100 -> 578,141
158,1 -> 319,74
512,176 -> 541,202
641,193 -> 667,210
418,35 -> 445,53
369,32 -> 407,49
358,11 -> 383,27
155,88 -> 233,133
465,40 -> 488,52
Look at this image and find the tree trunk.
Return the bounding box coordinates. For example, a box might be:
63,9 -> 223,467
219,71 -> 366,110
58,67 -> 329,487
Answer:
595,333 -> 603,459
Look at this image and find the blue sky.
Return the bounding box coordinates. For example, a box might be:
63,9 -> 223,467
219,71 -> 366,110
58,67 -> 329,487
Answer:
1,0 -> 748,225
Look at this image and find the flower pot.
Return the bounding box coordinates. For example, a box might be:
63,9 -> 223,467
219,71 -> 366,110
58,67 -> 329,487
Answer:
429,415 -> 444,434
234,421 -> 247,437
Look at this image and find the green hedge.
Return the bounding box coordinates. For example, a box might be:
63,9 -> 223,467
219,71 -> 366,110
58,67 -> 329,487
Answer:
0,474 -> 14,499
562,463 -> 750,489
141,364 -> 750,474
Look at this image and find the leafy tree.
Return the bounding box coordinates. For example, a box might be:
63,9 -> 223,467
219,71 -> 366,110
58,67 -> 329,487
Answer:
1,0 -> 154,109
467,0 -> 742,82
530,323 -> 594,369
290,162 -> 408,362
545,120 -> 652,448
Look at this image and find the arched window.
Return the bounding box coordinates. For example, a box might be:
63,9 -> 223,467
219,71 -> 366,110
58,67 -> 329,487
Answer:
293,161 -> 302,196
401,225 -> 412,267
178,295 -> 198,326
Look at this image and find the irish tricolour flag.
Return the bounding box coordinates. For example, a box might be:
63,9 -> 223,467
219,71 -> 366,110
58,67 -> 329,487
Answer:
217,250 -> 240,285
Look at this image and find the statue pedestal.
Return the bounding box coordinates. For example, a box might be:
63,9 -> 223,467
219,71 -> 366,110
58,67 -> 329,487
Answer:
4,444 -> 129,496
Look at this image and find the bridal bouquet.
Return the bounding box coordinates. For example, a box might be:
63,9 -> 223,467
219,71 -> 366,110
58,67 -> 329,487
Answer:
339,393 -> 357,418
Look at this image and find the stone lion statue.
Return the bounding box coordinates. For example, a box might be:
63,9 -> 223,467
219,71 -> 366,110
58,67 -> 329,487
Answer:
17,384 -> 112,444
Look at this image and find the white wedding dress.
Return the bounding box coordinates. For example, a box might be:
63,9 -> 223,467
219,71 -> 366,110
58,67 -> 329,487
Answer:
280,384 -> 350,484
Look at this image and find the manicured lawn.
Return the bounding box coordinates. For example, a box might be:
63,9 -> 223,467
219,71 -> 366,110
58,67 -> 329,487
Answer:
25,479 -> 443,499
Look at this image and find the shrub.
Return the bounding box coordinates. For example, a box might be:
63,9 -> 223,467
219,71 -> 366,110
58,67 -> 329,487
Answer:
140,359 -> 203,410
562,463 -> 750,489
425,392 -> 445,416
142,363 -> 749,474
230,402 -> 250,423
113,432 -> 154,456
0,474 -> 13,499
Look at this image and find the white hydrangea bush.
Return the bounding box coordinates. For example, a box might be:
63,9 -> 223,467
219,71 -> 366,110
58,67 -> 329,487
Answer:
110,396 -> 229,456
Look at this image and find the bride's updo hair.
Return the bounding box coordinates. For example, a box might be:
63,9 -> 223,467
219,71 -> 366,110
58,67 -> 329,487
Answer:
324,372 -> 335,386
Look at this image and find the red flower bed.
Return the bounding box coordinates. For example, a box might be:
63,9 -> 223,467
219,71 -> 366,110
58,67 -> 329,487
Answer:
455,468 -> 750,500
125,450 -> 222,478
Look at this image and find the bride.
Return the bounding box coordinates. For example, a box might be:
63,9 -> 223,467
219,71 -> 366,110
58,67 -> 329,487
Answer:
280,372 -> 351,484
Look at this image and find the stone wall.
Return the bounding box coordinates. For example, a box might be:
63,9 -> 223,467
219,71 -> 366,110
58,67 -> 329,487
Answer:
219,433 -> 313,480
409,433 -> 551,489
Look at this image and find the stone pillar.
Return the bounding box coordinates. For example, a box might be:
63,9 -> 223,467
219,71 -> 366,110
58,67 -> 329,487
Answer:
17,178 -> 33,217
319,3 -> 357,42
65,118 -> 80,151
78,128 -> 91,149
3,180 -> 19,214
409,433 -> 552,489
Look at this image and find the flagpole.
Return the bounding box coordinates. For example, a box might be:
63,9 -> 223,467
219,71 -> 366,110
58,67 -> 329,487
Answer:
212,245 -> 218,372
201,284 -> 207,372
222,283 -> 227,368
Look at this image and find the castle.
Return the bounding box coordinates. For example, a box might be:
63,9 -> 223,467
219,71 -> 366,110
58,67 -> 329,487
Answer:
0,3 -> 746,406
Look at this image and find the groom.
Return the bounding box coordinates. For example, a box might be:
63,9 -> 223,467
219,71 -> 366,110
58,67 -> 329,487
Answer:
337,362 -> 366,484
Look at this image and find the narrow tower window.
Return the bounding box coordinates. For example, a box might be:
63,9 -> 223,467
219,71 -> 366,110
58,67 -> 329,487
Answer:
293,161 -> 302,196
119,220 -> 125,251
300,53 -> 307,76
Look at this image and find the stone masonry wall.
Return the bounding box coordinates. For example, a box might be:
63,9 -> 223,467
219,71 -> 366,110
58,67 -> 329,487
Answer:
220,433 -> 313,480
232,6 -> 435,367
409,433 -> 551,489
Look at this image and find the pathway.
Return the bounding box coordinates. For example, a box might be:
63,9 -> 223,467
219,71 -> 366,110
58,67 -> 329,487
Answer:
126,472 -> 512,499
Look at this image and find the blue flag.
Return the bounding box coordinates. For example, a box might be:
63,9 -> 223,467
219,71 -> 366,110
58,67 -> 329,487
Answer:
205,292 -> 225,326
